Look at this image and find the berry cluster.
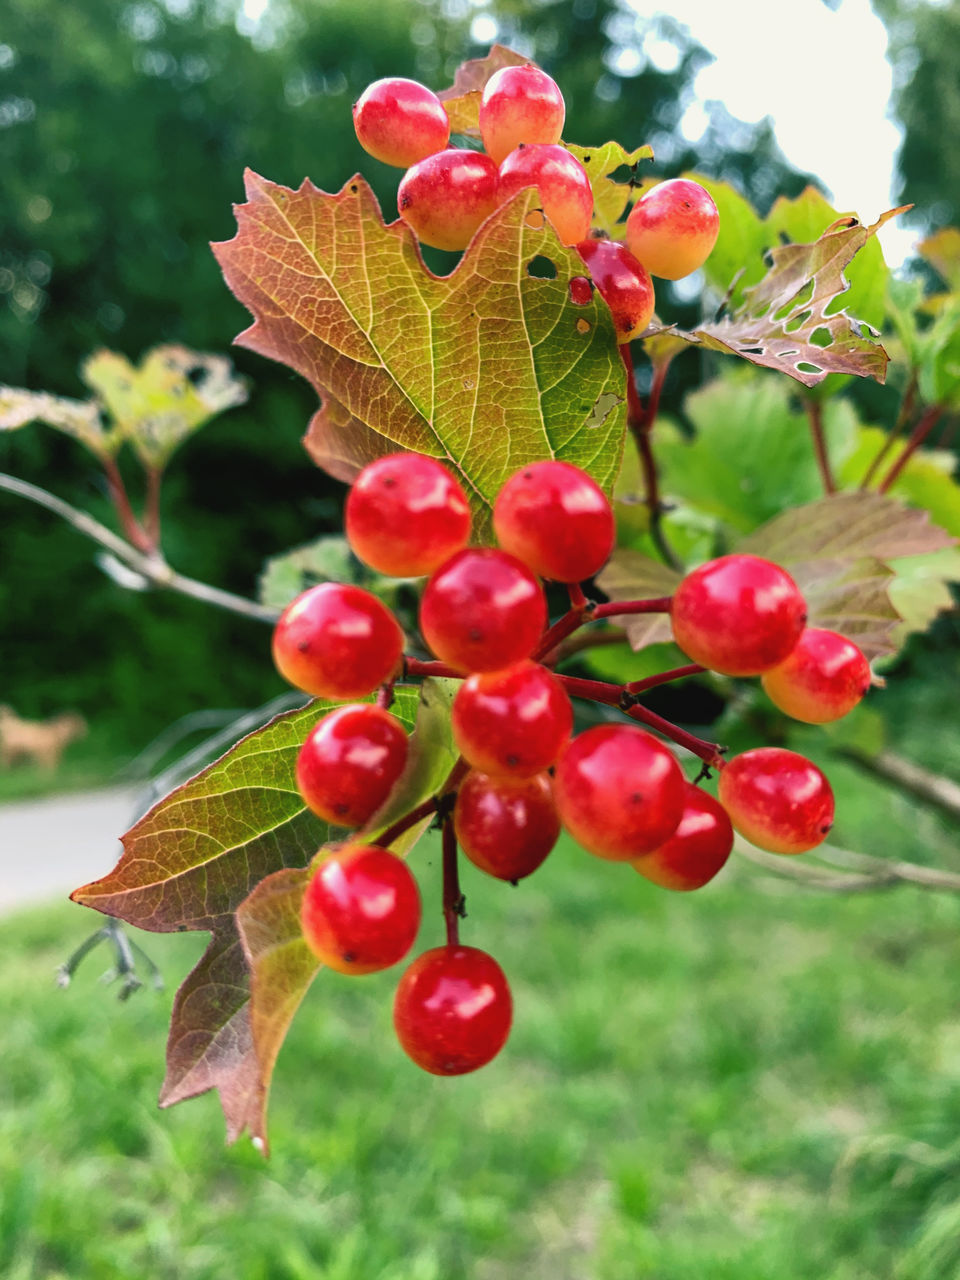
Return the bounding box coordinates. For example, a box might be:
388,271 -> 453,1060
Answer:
351,65 -> 720,343
271,449 -> 871,1078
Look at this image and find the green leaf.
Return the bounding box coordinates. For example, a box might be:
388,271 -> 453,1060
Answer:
258,535 -> 405,611
836,425 -> 960,537
887,548 -> 960,646
694,175 -> 769,309
214,172 -> 626,536
649,205 -> 907,387
564,141 -> 654,236
739,492 -> 955,658
0,385 -> 117,458
82,345 -> 248,469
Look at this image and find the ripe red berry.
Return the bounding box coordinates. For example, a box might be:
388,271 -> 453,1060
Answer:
451,660 -> 572,778
296,704 -> 408,827
719,747 -> 835,855
575,237 -> 655,343
393,945 -> 512,1075
353,77 -> 450,169
761,628 -> 871,724
419,548 -> 547,673
554,724 -> 685,860
272,582 -> 404,700
632,783 -> 733,891
493,459 -> 615,583
346,453 -> 471,578
479,64 -> 565,166
454,770 -> 559,881
301,845 -> 421,974
625,178 -> 719,280
670,554 -> 807,677
398,148 -> 499,251
498,143 -> 593,245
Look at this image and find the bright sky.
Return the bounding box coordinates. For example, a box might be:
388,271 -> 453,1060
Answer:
240,0 -> 912,263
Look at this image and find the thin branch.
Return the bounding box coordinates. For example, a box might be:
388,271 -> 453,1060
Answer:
840,748 -> 960,823
543,627 -> 627,665
442,818 -> 464,947
594,597 -> 672,621
805,398 -> 835,494
144,464 -> 164,547
403,657 -> 463,681
624,701 -> 726,768
0,472 -> 279,624
619,345 -> 681,571
625,663 -> 705,695
735,839 -> 960,894
861,371 -> 917,490
102,456 -> 153,553
878,406 -> 945,494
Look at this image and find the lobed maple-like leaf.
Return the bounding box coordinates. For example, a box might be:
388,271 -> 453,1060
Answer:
598,493 -> 954,661
564,141 -> 654,236
645,207 -> 909,388
213,172 -> 626,534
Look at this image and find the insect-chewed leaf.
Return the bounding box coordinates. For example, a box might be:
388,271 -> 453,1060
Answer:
564,141 -> 654,236
82,345 -> 248,469
436,44 -> 529,135
0,385 -> 114,457
648,206 -> 909,387
214,172 -> 625,537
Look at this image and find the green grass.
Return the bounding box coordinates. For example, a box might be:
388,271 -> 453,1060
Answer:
4,793 -> 960,1280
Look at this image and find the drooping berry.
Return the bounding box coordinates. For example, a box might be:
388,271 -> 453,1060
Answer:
353,77 -> 450,169
346,452 -> 471,578
454,770 -> 559,881
554,724 -> 685,860
272,583 -> 404,700
719,747 -> 835,855
296,704 -> 408,827
498,143 -> 593,245
575,237 -> 655,343
394,945 -> 512,1075
625,178 -> 719,280
452,660 -> 572,778
479,64 -> 565,166
493,459 -> 615,583
419,548 -> 547,673
301,845 -> 421,974
762,628 -> 871,724
632,782 -> 733,890
398,148 -> 500,251
670,554 -> 807,677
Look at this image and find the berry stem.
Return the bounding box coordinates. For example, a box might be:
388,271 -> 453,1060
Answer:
625,702 -> 725,768
618,345 -> 681,571
555,674 -> 623,706
102,456 -> 154,554
442,816 -> 463,947
878,405 -> 945,493
804,398 -> 835,494
593,597 -> 672,620
143,463 -> 165,548
567,582 -> 588,609
403,657 -> 464,680
624,663 -> 705,695
533,604 -> 595,660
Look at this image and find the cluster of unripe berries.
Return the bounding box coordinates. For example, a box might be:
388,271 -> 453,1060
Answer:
352,64 -> 720,343
271,450 -> 871,1077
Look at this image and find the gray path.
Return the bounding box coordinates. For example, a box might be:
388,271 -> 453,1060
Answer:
0,787 -> 139,914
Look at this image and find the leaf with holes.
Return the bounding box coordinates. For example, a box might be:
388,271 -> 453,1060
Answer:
0,385 -> 116,458
564,141 -> 654,236
647,206 -> 908,387
71,686 -> 431,1147
214,172 -> 625,536
436,44 -> 529,135
82,345 -> 248,469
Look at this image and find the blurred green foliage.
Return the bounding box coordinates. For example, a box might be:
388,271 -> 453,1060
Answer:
0,0 -> 812,758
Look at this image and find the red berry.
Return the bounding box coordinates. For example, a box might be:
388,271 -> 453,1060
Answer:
554,724 -> 685,860
296,704 -> 408,827
452,660 -> 572,778
454,770 -> 559,881
272,583 -> 404,699
419,548 -> 547,673
346,453 -> 471,578
493,459 -> 615,583
719,747 -> 834,855
398,148 -> 499,251
670,554 -> 807,677
353,77 -> 450,169
498,143 -> 593,245
393,945 -> 512,1075
761,628 -> 871,724
479,64 -> 565,166
301,845 -> 420,974
625,178 -> 719,280
575,237 -> 655,343
632,783 -> 733,890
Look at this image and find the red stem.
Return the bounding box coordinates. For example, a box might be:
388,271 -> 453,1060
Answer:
619,346 -> 679,570
878,406 -> 944,494
534,605 -> 593,660
594,597 -> 672,620
144,464 -> 164,547
442,818 -> 462,947
102,458 -> 153,554
861,372 -> 917,489
624,663 -> 704,695
805,399 -> 835,494
404,657 -> 463,680
625,702 -> 726,769
555,674 -> 623,707
378,796 -> 439,848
